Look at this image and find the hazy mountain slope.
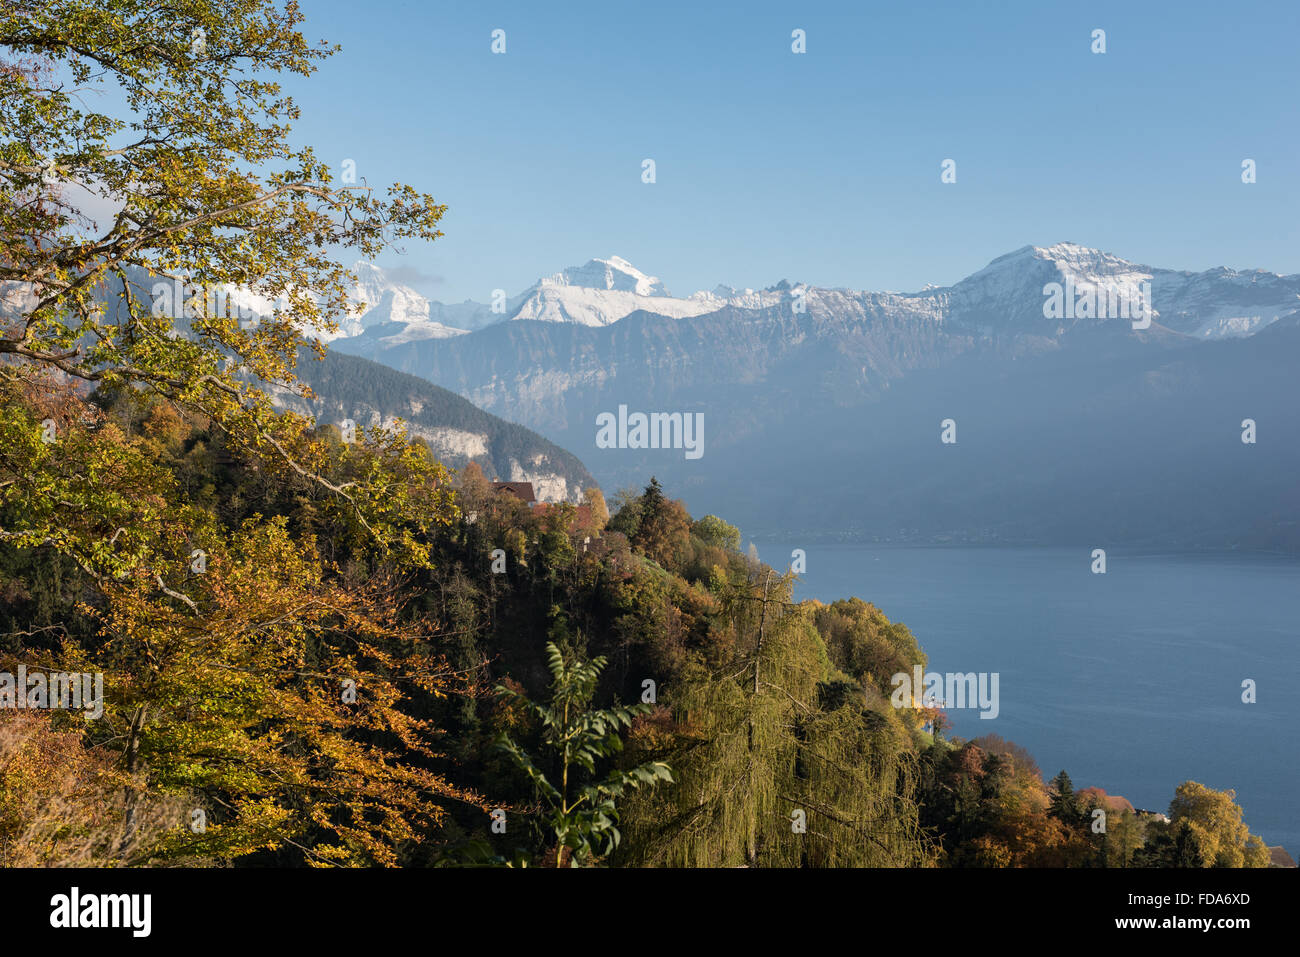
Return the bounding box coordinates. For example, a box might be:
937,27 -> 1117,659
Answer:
2,267 -> 594,502
685,318 -> 1300,547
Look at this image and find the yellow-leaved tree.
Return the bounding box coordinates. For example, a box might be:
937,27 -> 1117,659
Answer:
0,0 -> 478,865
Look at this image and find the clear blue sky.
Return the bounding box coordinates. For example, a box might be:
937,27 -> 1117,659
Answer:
282,0 -> 1300,301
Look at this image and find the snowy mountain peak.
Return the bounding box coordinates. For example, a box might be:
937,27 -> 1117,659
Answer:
975,243 -> 1141,281
549,257 -> 669,297
1032,242 -> 1146,276
940,243 -> 1300,339
340,260 -> 432,333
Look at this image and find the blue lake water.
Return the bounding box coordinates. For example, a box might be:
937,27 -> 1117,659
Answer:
758,544 -> 1300,855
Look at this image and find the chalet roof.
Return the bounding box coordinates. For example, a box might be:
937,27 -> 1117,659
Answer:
1078,787 -> 1135,814
491,481 -> 536,504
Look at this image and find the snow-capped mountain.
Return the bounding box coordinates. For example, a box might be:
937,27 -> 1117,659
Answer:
556,255 -> 669,296
330,262 -> 466,342
336,255 -> 785,334
919,243 -> 1300,339
349,262 -> 430,326
759,242 -> 1298,340
334,245 -> 1300,347
507,256 -> 726,326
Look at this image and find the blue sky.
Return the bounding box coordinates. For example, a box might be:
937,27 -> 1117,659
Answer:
282,0 -> 1300,301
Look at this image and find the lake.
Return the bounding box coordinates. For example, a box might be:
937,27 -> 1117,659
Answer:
758,544 -> 1300,855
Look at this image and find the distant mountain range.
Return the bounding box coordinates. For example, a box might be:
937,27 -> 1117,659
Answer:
334,243 -> 1300,341
332,254 -> 760,337
329,243 -> 1300,548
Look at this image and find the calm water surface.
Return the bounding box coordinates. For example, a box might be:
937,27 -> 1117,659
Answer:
758,544 -> 1300,853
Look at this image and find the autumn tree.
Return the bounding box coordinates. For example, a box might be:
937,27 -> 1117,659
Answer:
73,515 -> 479,865
617,573 -> 930,868
0,711 -> 187,866
0,0 -> 449,563
0,0 -> 466,866
691,514 -> 740,552
1167,781 -> 1270,868
581,487 -> 609,530
813,597 -> 926,698
630,477 -> 691,569
970,733 -> 1041,781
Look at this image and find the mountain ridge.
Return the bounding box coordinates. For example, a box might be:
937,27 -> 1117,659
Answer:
336,242 -> 1300,343
326,243 -> 1300,548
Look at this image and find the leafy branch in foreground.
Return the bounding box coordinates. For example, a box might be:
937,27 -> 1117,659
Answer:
0,0 -> 448,559
495,642 -> 673,867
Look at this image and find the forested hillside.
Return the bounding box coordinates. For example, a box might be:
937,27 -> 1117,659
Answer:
0,384 -> 1270,867
276,347 -> 596,502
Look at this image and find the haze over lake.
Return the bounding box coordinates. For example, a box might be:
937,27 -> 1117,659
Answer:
762,544 -> 1300,853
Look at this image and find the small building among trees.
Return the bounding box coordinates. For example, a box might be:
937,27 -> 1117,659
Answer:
491,481 -> 536,505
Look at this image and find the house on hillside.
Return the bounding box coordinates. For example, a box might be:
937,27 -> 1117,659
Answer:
1078,787 -> 1135,814
491,482 -> 601,549
532,501 -> 592,521
491,481 -> 536,505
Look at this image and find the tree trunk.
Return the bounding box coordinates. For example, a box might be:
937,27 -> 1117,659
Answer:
117,704 -> 147,862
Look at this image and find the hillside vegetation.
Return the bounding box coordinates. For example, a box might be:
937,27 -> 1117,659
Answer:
0,385 -> 1269,867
